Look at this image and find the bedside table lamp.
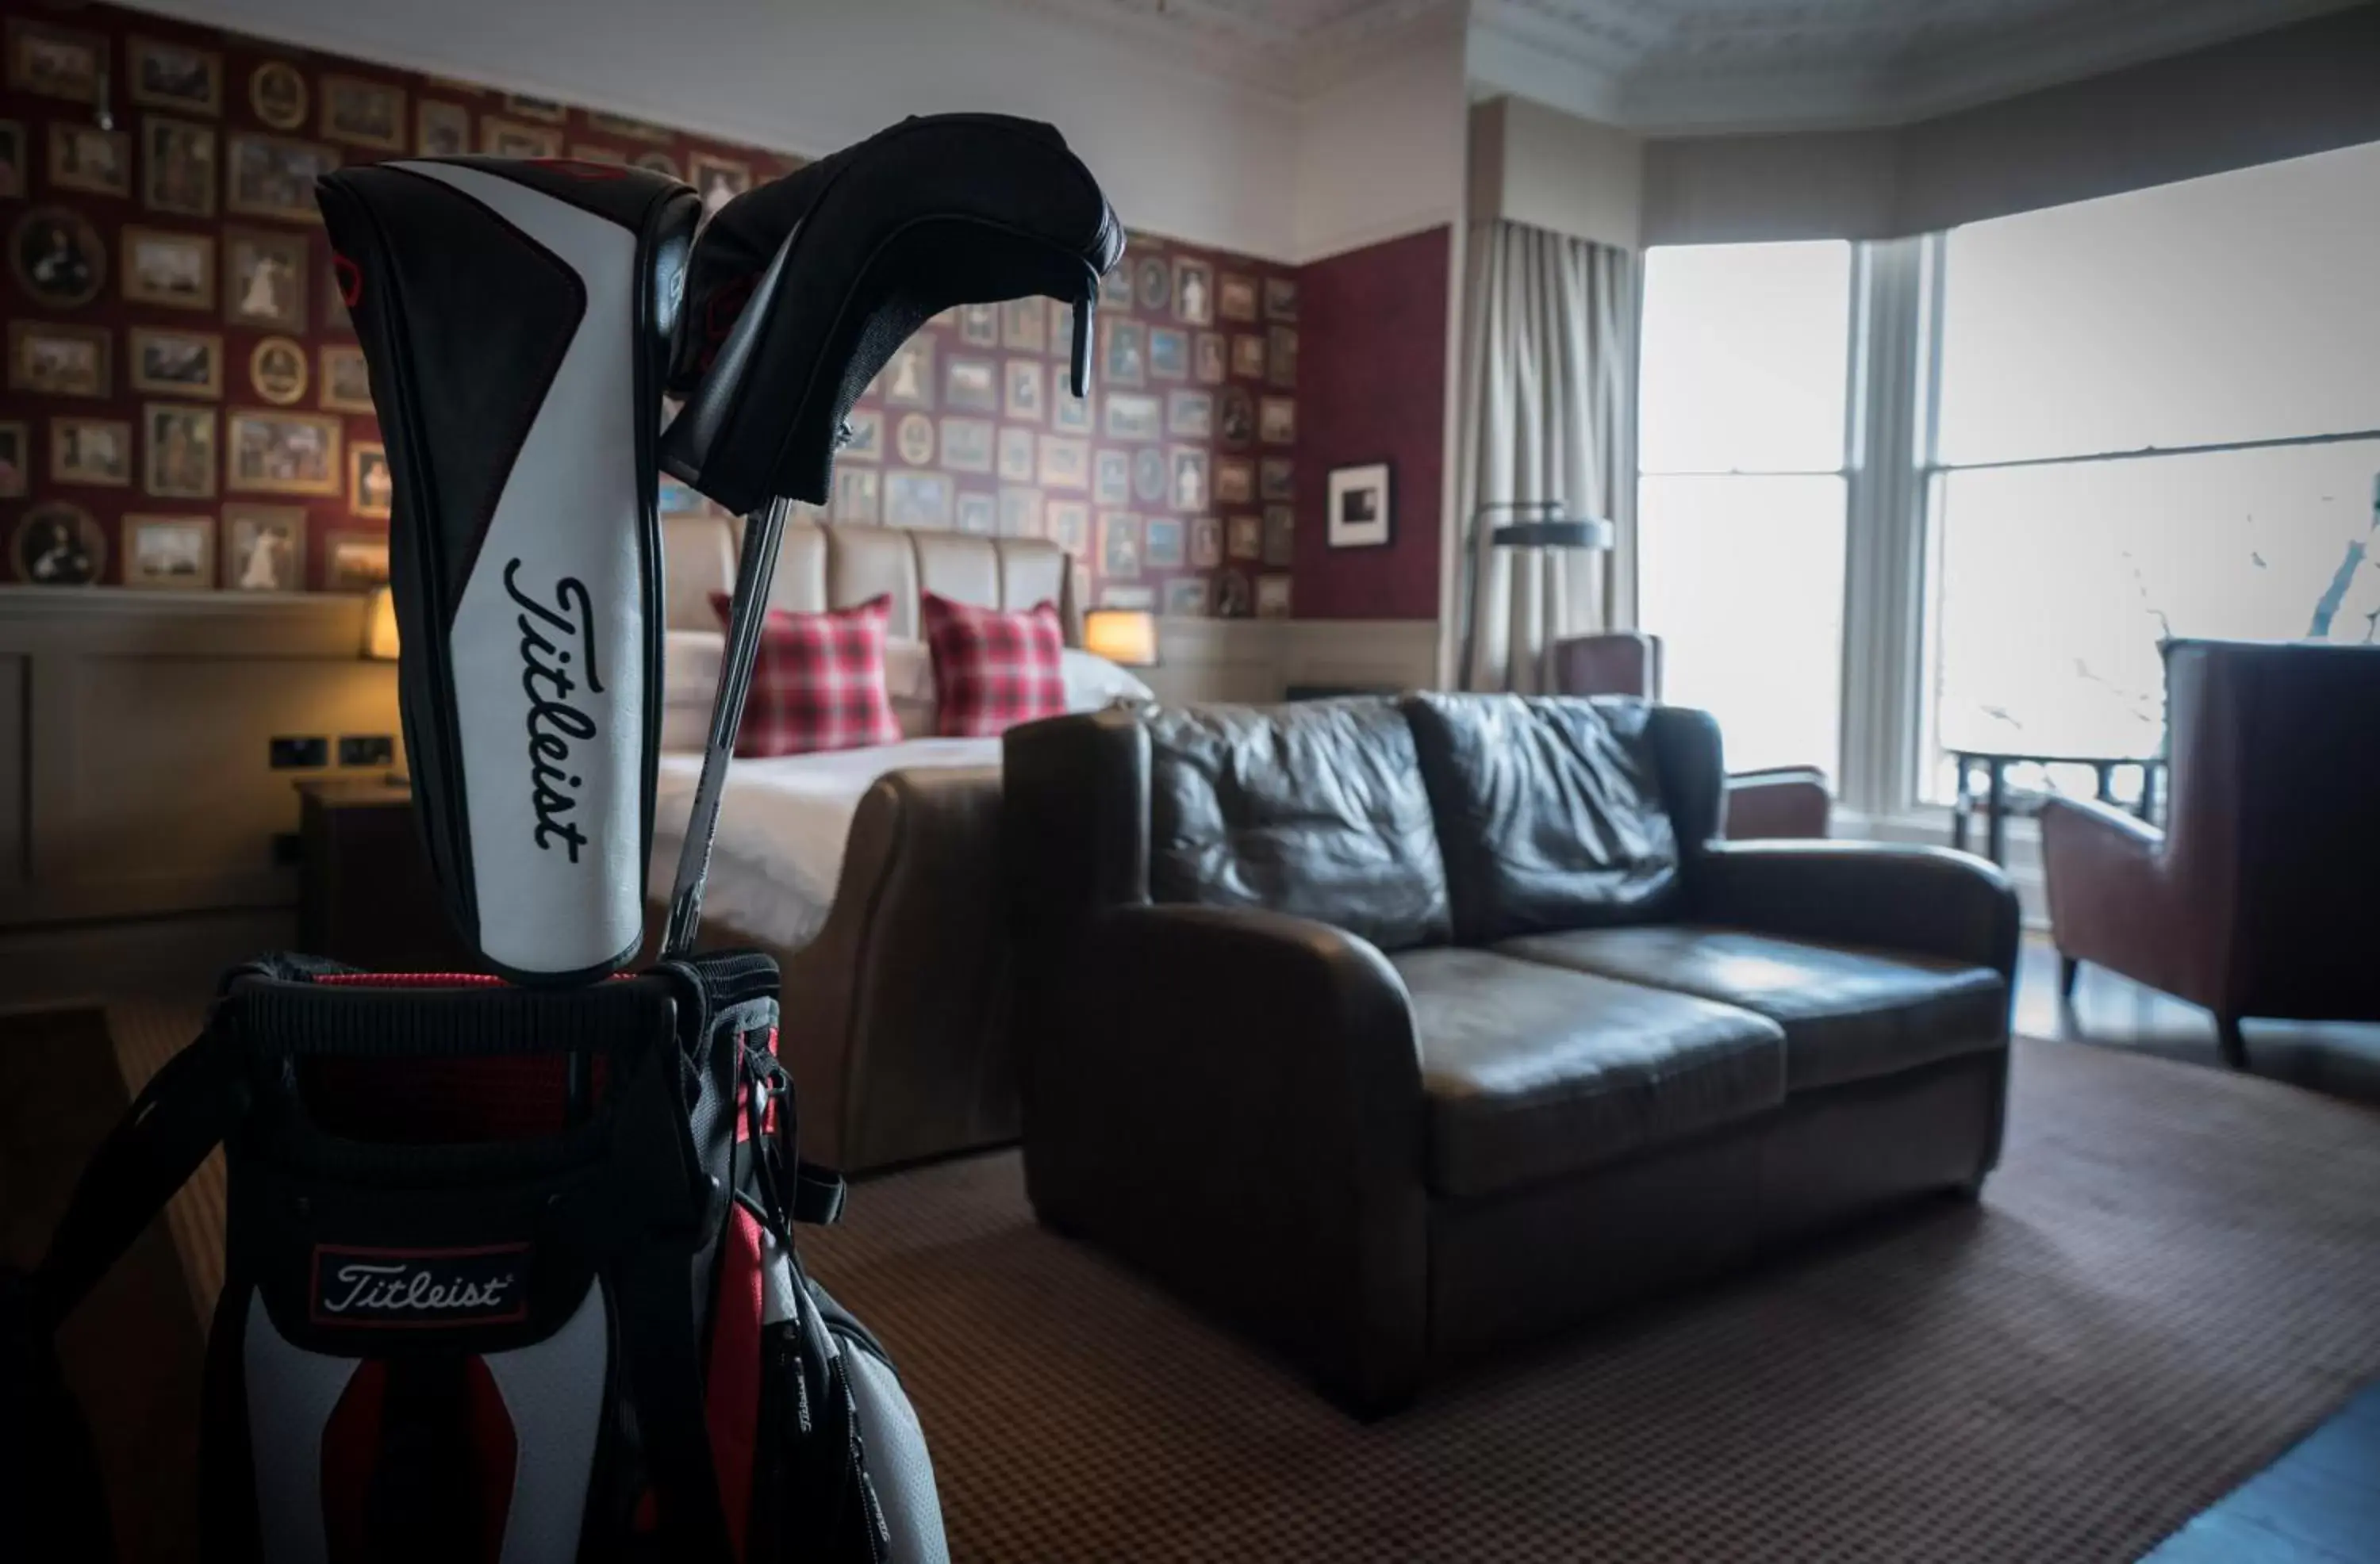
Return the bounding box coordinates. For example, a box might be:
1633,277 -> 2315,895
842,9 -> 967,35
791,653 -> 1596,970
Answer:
1083,608 -> 1158,668
1454,500 -> 1615,692
363,583 -> 402,662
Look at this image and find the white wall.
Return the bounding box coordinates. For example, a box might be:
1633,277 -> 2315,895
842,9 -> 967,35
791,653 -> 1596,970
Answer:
1470,96 -> 1643,251
128,0 -> 1302,259
1291,6 -> 1469,263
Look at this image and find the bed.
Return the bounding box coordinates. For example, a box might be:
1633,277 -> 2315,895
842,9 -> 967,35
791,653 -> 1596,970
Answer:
651,511 -> 1083,1172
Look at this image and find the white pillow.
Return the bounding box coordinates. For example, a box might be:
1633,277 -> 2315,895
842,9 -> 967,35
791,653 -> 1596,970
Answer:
1060,648 -> 1154,711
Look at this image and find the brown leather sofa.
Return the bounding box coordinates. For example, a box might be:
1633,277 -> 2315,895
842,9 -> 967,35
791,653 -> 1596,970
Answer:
2042,638 -> 2380,1068
1004,693 -> 2018,1413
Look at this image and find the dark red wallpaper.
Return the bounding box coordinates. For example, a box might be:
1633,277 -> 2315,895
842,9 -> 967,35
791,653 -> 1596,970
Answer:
2,0 -> 793,591
1291,225 -> 1450,621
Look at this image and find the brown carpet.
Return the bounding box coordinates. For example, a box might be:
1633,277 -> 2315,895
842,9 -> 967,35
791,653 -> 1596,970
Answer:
797,1039 -> 2380,1563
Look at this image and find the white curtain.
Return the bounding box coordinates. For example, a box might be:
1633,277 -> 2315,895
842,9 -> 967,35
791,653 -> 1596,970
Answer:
1454,220 -> 1635,692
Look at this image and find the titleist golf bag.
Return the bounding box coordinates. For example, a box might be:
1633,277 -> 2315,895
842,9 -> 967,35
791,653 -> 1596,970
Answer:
0,114 -> 1121,1561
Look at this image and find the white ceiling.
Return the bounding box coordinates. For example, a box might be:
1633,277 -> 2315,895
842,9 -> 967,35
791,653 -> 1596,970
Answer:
1018,0 -> 2363,128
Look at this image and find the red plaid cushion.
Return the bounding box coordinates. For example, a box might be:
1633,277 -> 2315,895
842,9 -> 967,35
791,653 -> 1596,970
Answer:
709,591 -> 902,757
921,592 -> 1068,738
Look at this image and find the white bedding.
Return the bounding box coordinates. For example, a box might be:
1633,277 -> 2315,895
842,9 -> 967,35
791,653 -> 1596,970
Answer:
648,739 -> 1002,951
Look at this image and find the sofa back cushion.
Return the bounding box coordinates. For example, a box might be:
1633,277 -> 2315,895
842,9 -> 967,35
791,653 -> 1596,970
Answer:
1146,698 -> 1452,952
1403,692 -> 1683,943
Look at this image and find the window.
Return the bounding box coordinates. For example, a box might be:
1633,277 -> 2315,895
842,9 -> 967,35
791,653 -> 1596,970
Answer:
1923,142 -> 2380,798
1637,241 -> 1852,776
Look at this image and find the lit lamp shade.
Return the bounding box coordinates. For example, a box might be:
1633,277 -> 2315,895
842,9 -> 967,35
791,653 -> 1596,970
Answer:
1082,608 -> 1158,668
363,584 -> 401,661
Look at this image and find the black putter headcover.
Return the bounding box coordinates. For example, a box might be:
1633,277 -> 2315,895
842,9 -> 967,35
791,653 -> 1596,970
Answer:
662,113 -> 1124,513
317,159 -> 701,984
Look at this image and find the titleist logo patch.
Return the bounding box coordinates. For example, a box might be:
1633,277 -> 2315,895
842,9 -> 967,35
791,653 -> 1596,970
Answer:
309,1244 -> 532,1328
503,558 -> 605,863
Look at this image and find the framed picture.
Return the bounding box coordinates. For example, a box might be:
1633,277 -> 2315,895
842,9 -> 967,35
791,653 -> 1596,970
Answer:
997,427 -> 1036,483
1100,585 -> 1155,611
1038,435 -> 1088,491
481,119 -> 562,159
1194,332 -> 1226,385
223,504 -> 307,590
228,407 -> 341,496
586,110 -> 673,144
1189,514 -> 1223,570
1101,319 -> 1145,388
324,529 -> 392,592
321,75 -> 406,151
1226,513 -> 1261,561
1001,299 -> 1046,352
144,402 -> 218,498
689,155 -> 750,213
144,115 -> 217,216
8,320 -> 109,397
1258,395 -> 1297,446
226,133 -> 338,222
631,150 -> 679,181
1094,448 -> 1130,505
129,328 -> 222,398
833,467 -> 879,523
1325,462 -> 1393,550
943,355 -> 996,413
122,227 -> 214,309
1167,447 -> 1210,512
1218,272 -> 1258,323
881,337 -> 934,408
1148,328 -> 1188,382
1173,259 -> 1213,325
504,94 -> 568,125
1231,333 -> 1267,379
1004,359 -> 1044,422
0,121 -> 21,199
894,412 -> 934,466
939,417 -> 994,474
225,228 -> 309,330
123,515 -> 216,589
10,501 -> 105,587
1259,457 -> 1294,501
882,471 -> 953,530
1164,577 -> 1211,618
1268,326 -> 1299,388
1042,497 -> 1085,551
1214,568 -> 1253,619
1100,512 -> 1141,579
319,343 -> 374,412
1214,456 -> 1253,506
1166,389 -> 1212,440
417,100 -> 471,157
7,19 -> 105,103
51,416 -> 130,486
1134,255 -> 1170,312
841,408 -> 881,461
13,206 -> 106,308
1132,448 -> 1167,505
322,259 -> 353,334
1255,573 -> 1292,618
0,420 -> 25,497
250,335 -> 309,404
1144,516 -> 1186,569
1262,504 -> 1296,566
942,491 -> 988,535
1263,276 -> 1299,320
1000,487 -> 1045,541
1104,392 -> 1160,443
48,124 -> 130,197
1052,385 -> 1091,435
129,36 -> 221,114
249,62 -> 308,131
350,441 -> 393,517
957,303 -> 999,347
1099,263 -> 1132,309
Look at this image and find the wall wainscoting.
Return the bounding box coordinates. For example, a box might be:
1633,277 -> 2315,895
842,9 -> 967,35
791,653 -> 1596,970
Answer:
1140,617 -> 1441,705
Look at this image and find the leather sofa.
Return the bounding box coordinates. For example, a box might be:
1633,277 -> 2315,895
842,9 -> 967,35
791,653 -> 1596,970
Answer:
1004,693 -> 2019,1413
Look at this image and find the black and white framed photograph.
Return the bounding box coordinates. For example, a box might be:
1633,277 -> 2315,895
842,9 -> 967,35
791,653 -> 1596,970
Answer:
1100,512 -> 1141,579
943,355 -> 996,413
8,20 -> 105,104
481,118 -> 562,159
1164,577 -> 1211,618
1189,515 -> 1222,570
144,115 -> 217,217
417,100 -> 470,157
1102,318 -> 1145,387
9,320 -> 110,398
132,327 -> 223,398
223,503 -> 306,590
1104,391 -> 1161,443
1004,358 -> 1044,421
998,426 -> 1036,483
834,467 -> 880,523
124,514 -> 216,589
1094,448 -> 1130,505
1001,297 -> 1046,352
145,401 -> 218,498
689,154 -> 750,216
123,226 -> 213,310
1214,456 -> 1253,505
955,491 -> 996,536
1042,497 -> 1085,553
225,227 -> 309,330
350,440 -> 393,517
324,529 -> 391,592
881,336 -> 934,407
13,206 -> 105,308
1005,488 -> 1048,542
840,408 -> 881,461
227,133 -> 338,222
321,74 -> 407,151
1255,573 -> 1292,618
48,123 -> 129,197
320,343 -> 373,412
51,416 -> 130,486
1326,462 -> 1392,549
958,303 -> 999,347
940,417 -> 994,474
883,470 -> 954,529
10,500 -> 105,586
1173,258 -> 1212,325
1038,435 -> 1088,491
227,407 -> 340,496
129,36 -> 222,114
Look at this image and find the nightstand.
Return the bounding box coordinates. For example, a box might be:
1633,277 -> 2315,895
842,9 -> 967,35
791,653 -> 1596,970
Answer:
295,777 -> 488,973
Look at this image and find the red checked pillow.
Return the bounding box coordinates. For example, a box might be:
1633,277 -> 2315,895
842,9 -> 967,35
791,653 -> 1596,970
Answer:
708,591 -> 902,757
920,593 -> 1069,737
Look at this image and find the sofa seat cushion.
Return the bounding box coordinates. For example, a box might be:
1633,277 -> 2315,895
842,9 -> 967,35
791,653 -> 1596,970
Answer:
1392,948 -> 1784,1199
1493,926 -> 2006,1092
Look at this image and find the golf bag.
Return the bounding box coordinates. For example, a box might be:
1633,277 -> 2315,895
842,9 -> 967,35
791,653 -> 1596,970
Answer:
1,113 -> 1122,1560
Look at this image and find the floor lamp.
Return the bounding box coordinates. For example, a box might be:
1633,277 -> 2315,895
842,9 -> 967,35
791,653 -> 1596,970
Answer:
1453,500 -> 1617,691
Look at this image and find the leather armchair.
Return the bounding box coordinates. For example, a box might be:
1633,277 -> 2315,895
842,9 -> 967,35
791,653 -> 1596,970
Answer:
2042,638 -> 2380,1066
1552,631 -> 1831,839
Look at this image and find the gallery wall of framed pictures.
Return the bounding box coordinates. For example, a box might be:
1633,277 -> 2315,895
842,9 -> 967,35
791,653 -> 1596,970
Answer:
2,1 -> 793,591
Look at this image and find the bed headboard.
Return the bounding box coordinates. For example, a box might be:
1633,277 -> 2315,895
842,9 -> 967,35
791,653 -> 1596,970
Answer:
661,512 -> 1082,646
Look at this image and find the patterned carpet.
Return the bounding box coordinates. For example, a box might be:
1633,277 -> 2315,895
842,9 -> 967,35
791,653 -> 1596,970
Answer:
90,1011 -> 2380,1561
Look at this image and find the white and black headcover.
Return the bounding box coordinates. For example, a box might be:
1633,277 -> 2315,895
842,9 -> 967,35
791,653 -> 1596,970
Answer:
319,159 -> 700,983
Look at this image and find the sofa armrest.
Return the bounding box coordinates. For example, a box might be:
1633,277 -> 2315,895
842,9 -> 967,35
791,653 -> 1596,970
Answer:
1026,903 -> 1428,1412
1691,840 -> 2020,982
1722,767 -> 1831,840
2036,795 -> 2185,994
